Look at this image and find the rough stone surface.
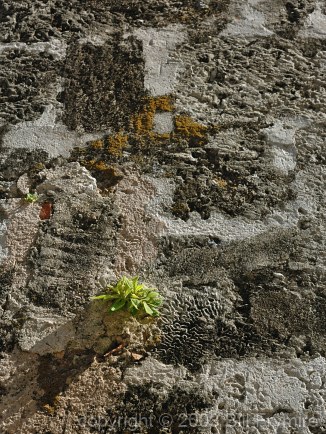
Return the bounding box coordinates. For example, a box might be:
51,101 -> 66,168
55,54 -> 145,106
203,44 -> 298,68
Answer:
63,34 -> 146,133
1,0 -> 326,433
0,41 -> 62,125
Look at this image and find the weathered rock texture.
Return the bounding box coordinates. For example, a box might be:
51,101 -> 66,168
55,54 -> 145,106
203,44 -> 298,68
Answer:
0,0 -> 326,433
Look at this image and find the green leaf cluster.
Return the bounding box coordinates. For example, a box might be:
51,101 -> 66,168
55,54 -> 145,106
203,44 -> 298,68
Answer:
25,192 -> 38,203
91,276 -> 163,317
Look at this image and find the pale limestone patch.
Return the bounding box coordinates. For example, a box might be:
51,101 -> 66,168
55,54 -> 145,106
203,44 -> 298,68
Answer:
16,174 -> 31,196
0,219 -> 8,264
220,0 -> 273,37
2,105 -> 98,158
263,117 -> 311,175
114,170 -> 167,275
18,313 -> 75,355
36,162 -> 98,196
0,38 -> 66,60
298,2 -> 326,39
264,120 -> 297,174
0,198 -> 40,266
153,112 -> 174,134
134,26 -> 184,96
124,357 -> 188,388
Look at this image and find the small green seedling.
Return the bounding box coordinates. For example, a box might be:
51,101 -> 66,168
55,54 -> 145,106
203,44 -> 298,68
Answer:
92,276 -> 163,317
25,192 -> 38,203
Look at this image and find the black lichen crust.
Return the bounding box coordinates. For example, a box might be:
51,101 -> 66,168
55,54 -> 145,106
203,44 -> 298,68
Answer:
0,48 -> 60,125
63,34 -> 146,132
116,382 -> 214,434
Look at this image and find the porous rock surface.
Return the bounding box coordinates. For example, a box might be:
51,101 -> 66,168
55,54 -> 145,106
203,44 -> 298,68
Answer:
0,0 -> 326,433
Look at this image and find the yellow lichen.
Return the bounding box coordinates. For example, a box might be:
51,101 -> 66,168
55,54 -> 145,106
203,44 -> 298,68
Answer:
108,132 -> 128,157
80,96 -> 215,171
93,161 -> 109,171
87,159 -> 96,167
132,96 -> 174,136
43,404 -> 55,415
32,162 -> 46,171
213,177 -> 228,188
43,396 -> 61,415
53,395 -> 62,406
85,159 -> 108,171
153,95 -> 174,112
53,351 -> 65,359
174,115 -> 208,145
132,106 -> 155,136
155,132 -> 171,141
91,139 -> 104,150
73,146 -> 86,154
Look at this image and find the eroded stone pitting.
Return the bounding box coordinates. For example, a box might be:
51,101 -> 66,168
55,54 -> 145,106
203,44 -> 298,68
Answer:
0,164 -> 111,360
0,0 -> 114,43
63,34 -> 146,133
175,35 -> 326,124
151,218 -> 326,370
0,45 -> 61,125
122,356 -> 326,433
108,0 -> 230,27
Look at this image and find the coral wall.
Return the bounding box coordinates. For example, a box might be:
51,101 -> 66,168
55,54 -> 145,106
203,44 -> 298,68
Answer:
0,0 -> 326,433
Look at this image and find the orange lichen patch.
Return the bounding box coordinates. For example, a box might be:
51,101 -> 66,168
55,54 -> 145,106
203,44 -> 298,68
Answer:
87,159 -> 96,167
43,396 -> 62,414
132,96 -> 174,136
85,159 -> 109,171
53,351 -> 65,359
43,404 -> 55,415
154,132 -> 171,141
32,162 -> 46,171
132,105 -> 155,135
39,202 -> 52,220
94,161 -> 109,171
174,115 -> 208,145
91,139 -> 104,150
53,396 -> 61,406
213,177 -> 228,188
108,132 -> 128,157
153,95 -> 174,112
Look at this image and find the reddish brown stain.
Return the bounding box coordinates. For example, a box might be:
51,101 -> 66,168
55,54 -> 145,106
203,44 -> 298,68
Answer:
39,202 -> 52,220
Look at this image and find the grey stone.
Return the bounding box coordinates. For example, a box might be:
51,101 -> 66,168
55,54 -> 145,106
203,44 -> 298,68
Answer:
18,314 -> 75,355
1,0 -> 326,432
